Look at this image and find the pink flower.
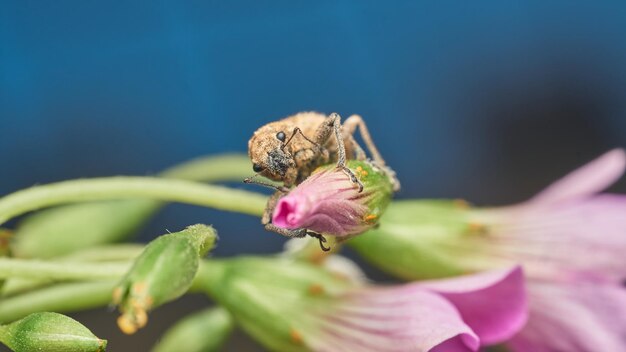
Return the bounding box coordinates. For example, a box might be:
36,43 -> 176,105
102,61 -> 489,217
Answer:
508,281 -> 626,352
272,160 -> 394,237
492,149 -> 626,350
201,256 -> 527,352
465,149 -> 626,283
309,267 -> 526,352
349,149 -> 626,351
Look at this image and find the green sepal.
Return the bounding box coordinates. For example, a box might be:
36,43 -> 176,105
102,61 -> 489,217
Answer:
315,159 -> 395,229
197,256 -> 353,352
113,224 -> 217,334
349,200 -> 473,279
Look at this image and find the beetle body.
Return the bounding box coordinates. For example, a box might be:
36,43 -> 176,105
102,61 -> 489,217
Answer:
248,112 -> 358,187
246,111 -> 399,250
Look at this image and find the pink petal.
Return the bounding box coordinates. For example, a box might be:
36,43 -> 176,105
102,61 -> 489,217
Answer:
312,285 -> 480,352
419,266 -> 527,345
430,336 -> 480,352
531,149 -> 626,205
507,280 -> 626,352
272,197 -> 299,228
272,168 -> 371,236
479,195 -> 626,283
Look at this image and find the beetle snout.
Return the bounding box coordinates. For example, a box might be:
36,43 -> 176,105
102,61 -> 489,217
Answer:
267,149 -> 293,176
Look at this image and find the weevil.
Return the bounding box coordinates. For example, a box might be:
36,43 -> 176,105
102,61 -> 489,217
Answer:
245,112 -> 399,250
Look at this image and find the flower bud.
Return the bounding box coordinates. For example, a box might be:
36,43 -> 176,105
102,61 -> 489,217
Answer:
196,256 -> 351,352
113,224 -> 216,334
349,200 -> 471,279
0,312 -> 106,352
196,256 -> 526,352
151,307 -> 233,352
272,160 -> 394,237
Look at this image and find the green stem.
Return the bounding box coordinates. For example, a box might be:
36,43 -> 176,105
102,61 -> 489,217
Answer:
0,258 -> 130,280
2,245 -> 144,296
0,259 -> 225,323
2,278 -> 55,296
0,177 -> 266,226
59,245 -> 144,262
159,154 -> 252,181
0,281 -> 116,324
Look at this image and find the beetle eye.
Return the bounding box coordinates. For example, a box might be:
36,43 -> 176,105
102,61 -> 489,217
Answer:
276,131 -> 286,142
252,163 -> 265,173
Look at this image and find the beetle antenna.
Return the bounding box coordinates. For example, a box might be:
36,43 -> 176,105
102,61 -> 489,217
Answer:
281,127 -> 318,151
243,174 -> 290,193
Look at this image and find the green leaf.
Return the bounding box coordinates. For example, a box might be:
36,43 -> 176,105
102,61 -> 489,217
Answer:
0,312 -> 106,352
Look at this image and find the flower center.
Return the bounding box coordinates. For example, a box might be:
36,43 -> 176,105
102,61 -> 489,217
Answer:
273,198 -> 300,228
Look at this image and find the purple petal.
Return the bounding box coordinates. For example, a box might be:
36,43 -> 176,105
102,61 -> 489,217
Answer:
507,280 -> 626,352
418,266 -> 527,345
311,285 -> 480,352
272,196 -> 299,228
476,194 -> 626,283
531,149 -> 626,205
430,336 -> 480,352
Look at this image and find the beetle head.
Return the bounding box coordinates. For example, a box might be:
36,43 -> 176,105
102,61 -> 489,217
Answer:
248,127 -> 295,182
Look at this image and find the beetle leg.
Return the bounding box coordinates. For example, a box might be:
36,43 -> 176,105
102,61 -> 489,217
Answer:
264,223 -> 309,238
264,225 -> 330,251
261,190 -> 287,225
328,113 -> 364,192
343,115 -> 386,165
262,191 -> 331,251
343,114 -> 401,191
348,134 -> 367,161
340,165 -> 363,192
306,231 -> 331,252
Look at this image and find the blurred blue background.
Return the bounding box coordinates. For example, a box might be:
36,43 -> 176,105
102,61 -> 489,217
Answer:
2,1 -> 626,350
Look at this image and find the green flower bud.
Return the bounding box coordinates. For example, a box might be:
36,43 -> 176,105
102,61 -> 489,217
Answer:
348,200 -> 471,279
196,256 -> 353,352
197,254 -> 519,352
113,224 -> 216,334
0,312 -> 106,352
151,307 -> 233,352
